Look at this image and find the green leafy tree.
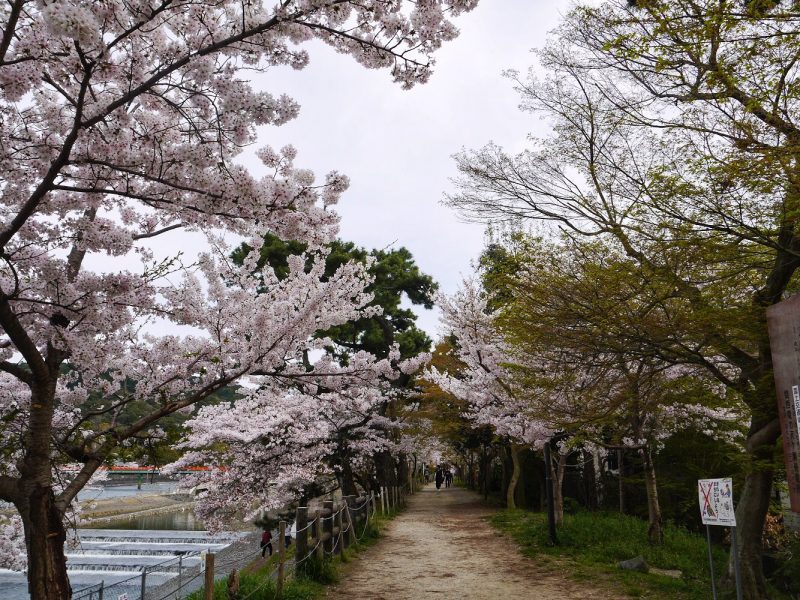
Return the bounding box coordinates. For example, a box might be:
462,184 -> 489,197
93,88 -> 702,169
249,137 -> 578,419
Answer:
446,2 -> 800,584
233,234 -> 436,359
233,235 -> 437,493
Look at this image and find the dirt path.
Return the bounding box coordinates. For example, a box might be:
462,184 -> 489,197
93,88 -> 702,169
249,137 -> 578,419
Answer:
324,484 -> 624,600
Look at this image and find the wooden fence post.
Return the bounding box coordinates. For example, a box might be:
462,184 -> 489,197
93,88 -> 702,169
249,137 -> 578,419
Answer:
204,552 -> 214,600
335,503 -> 344,557
380,486 -> 386,515
346,496 -> 357,546
277,521 -> 286,596
295,506 -> 308,573
341,496 -> 352,550
323,500 -> 334,555
314,510 -> 323,561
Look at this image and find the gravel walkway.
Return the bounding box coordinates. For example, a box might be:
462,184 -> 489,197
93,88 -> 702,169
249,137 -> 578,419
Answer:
324,484 -> 625,600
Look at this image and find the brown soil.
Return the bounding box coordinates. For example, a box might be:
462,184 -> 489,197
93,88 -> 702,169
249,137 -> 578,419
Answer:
324,484 -> 626,600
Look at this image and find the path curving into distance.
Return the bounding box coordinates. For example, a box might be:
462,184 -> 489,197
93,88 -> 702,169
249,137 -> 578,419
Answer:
324,484 -> 623,600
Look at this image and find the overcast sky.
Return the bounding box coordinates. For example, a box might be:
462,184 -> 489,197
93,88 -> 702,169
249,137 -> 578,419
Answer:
235,0 -> 574,340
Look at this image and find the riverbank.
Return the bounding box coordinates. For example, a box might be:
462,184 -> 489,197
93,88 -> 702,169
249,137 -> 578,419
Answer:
79,492 -> 196,525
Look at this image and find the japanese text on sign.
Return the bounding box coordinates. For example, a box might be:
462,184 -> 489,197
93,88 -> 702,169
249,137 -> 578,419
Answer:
698,478 -> 736,526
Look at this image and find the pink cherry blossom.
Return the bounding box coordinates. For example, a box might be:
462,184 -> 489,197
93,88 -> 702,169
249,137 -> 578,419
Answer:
0,0 -> 479,586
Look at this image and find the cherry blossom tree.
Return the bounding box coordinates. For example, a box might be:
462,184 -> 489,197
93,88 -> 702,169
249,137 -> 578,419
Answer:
432,270 -> 741,535
0,1 -> 479,597
426,281 -> 553,510
169,347 -> 429,529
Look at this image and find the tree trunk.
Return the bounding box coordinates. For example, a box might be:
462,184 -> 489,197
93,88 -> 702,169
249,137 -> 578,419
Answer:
397,452 -> 410,491
482,444 -> 490,502
19,485 -> 71,600
551,452 -> 567,526
340,454 -> 358,496
583,448 -> 599,509
507,444 -> 522,509
617,448 -> 625,515
374,450 -> 397,488
725,413 -> 778,600
641,446 -> 663,545
730,465 -> 772,600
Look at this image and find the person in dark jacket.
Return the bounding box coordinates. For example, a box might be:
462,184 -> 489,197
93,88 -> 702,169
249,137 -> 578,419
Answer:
435,468 -> 444,491
260,529 -> 273,557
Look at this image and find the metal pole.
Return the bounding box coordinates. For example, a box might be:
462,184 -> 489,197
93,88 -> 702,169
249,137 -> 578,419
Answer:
732,527 -> 743,600
140,567 -> 147,600
706,525 -> 717,600
178,554 -> 183,595
98,580 -> 104,600
543,440 -> 558,545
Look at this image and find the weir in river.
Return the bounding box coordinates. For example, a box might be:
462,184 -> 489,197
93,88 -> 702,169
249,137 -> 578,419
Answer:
0,525 -> 250,599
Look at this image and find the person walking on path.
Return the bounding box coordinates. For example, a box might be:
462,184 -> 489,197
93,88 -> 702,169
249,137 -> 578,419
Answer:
435,468 -> 444,491
260,529 -> 273,557
445,469 -> 453,488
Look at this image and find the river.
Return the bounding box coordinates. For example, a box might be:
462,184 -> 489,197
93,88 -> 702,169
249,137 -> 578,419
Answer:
0,490 -> 252,600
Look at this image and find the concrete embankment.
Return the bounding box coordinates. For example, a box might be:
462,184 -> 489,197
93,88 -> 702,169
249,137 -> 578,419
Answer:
79,493 -> 196,525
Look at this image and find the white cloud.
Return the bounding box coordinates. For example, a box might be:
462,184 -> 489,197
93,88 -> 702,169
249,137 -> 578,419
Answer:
239,0 -> 571,340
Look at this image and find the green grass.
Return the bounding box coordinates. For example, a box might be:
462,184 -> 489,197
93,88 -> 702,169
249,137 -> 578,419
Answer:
186,505 -> 399,600
490,509 -> 729,600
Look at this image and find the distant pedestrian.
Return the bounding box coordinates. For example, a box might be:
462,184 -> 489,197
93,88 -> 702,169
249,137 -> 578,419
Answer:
260,529 -> 273,557
445,470 -> 453,488
285,521 -> 294,548
435,468 -> 444,491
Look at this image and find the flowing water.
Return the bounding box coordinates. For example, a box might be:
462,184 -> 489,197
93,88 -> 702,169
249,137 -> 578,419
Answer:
0,515 -> 250,599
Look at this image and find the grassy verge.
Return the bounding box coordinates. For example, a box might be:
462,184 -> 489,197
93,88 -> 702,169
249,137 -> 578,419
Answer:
490,509 -> 731,600
186,505 -> 402,600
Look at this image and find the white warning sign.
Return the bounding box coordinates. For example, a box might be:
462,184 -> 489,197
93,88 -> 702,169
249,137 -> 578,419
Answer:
698,478 -> 736,527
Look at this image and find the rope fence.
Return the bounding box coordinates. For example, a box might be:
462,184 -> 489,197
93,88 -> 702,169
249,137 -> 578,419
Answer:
93,484 -> 411,600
